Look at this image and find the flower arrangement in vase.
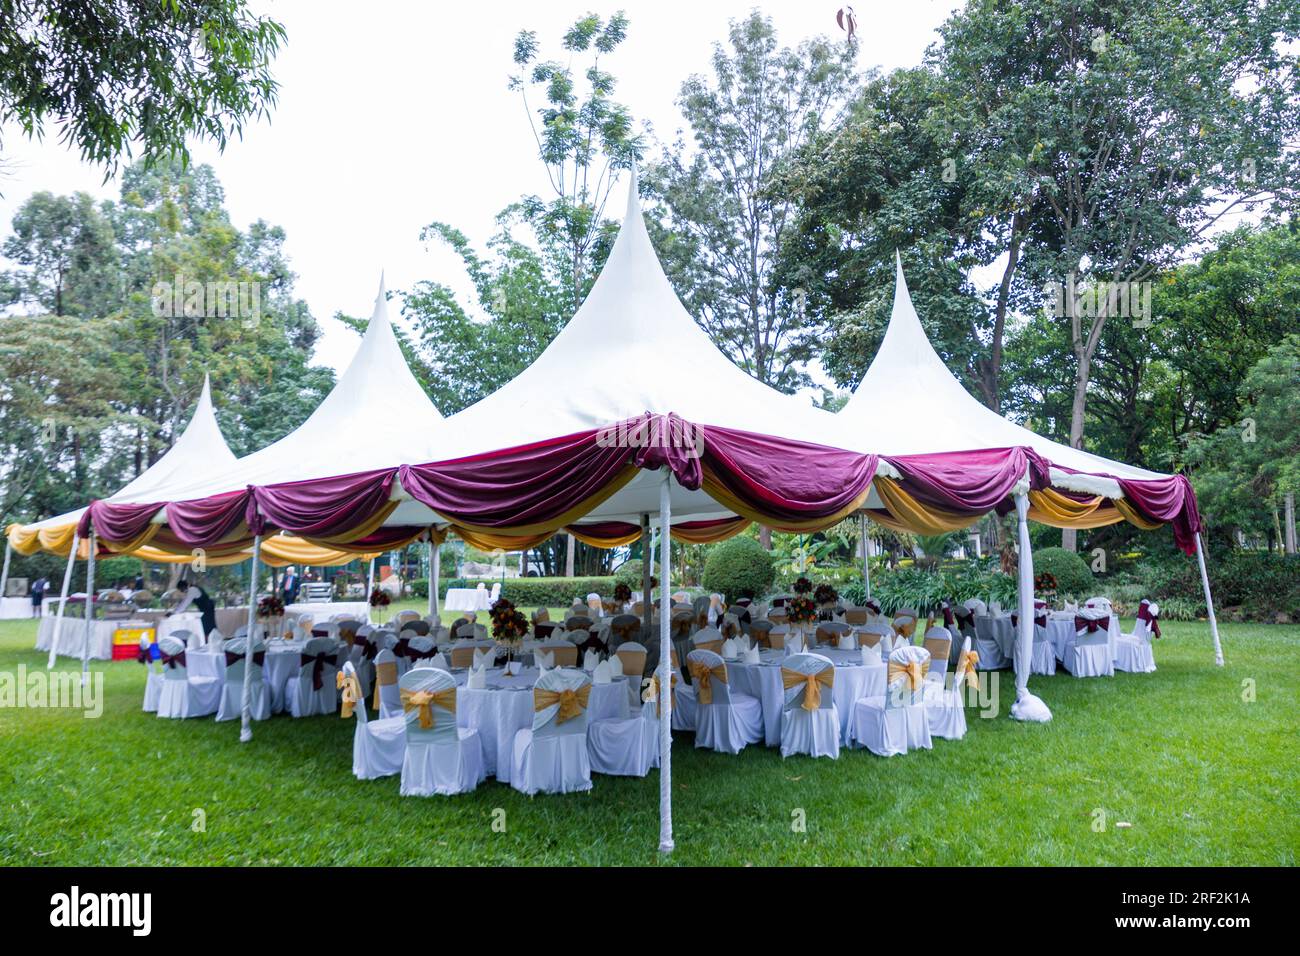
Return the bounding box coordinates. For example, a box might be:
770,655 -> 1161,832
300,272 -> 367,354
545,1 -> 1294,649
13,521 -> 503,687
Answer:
490,597 -> 530,674
786,594 -> 818,645
368,587 -> 391,624
1033,572 -> 1058,606
613,582 -> 632,608
813,583 -> 838,619
791,576 -> 814,596
257,594 -> 284,640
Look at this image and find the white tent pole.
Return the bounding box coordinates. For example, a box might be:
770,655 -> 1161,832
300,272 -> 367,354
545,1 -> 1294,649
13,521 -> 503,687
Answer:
81,531 -> 96,687
0,540 -> 10,604
860,513 -> 871,600
366,557 -> 376,599
1194,532 -> 1225,667
1009,492 -> 1051,721
427,537 -> 439,620
657,471 -> 674,854
47,534 -> 79,668
239,535 -> 262,742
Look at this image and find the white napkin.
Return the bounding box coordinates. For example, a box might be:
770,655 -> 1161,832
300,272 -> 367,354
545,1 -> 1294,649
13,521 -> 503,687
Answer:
786,631 -> 804,654
535,649 -> 554,671
593,660 -> 612,684
735,634 -> 751,652
861,645 -> 880,665
879,633 -> 893,656
990,601 -> 1002,614
473,647 -> 493,669
608,655 -> 624,677
743,645 -> 761,664
430,652 -> 449,671
721,638 -> 737,658
583,648 -> 599,672
466,666 -> 487,690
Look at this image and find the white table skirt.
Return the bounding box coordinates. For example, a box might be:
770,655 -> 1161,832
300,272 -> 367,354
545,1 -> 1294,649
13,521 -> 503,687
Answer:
452,666 -> 629,782
1,596 -> 45,619
35,616 -> 118,660
1048,615 -> 1121,663
727,649 -> 885,747
285,601 -> 370,623
157,612 -> 204,643
444,588 -> 494,612
186,643 -> 311,714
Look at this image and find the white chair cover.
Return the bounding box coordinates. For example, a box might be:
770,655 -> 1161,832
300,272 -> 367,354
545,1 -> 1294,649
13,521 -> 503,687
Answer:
155,636 -> 218,719
140,638 -> 163,712
287,637 -> 340,717
924,636 -> 973,740
511,668 -> 593,795
1030,618 -> 1056,675
778,653 -> 840,759
398,667 -> 485,796
921,626 -> 952,682
588,700 -> 659,777
373,648 -> 402,719
687,649 -> 763,755
1115,600 -> 1158,673
973,613 -> 1008,670
850,645 -> 933,756
214,637 -> 270,722
341,661 -> 405,779
1067,610 -> 1115,678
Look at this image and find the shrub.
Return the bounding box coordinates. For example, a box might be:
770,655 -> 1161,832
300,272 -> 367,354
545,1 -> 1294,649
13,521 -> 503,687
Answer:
614,560 -> 646,589
701,537 -> 775,599
1032,547 -> 1093,597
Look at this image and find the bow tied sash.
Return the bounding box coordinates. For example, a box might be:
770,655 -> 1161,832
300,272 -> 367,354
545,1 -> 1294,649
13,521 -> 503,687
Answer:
160,650 -> 186,670
1137,603 -> 1162,638
400,686 -> 457,728
953,607 -> 975,627
300,651 -> 338,690
956,650 -> 980,689
864,600 -> 881,614
1011,612 -> 1048,628
225,649 -> 266,667
1073,615 -> 1110,634
533,684 -> 591,724
781,666 -> 834,711
687,659 -> 728,705
942,606 -> 955,627
393,637 -> 412,659
887,657 -> 930,691
355,636 -> 378,661
337,671 -> 363,718
642,673 -> 678,715
894,617 -> 917,639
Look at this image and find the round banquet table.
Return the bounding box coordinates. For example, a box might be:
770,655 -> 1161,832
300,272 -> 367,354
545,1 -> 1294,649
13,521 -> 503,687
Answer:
451,666 -> 630,782
1047,614 -> 1121,665
443,588 -> 495,612
725,648 -> 886,747
186,641 -> 315,713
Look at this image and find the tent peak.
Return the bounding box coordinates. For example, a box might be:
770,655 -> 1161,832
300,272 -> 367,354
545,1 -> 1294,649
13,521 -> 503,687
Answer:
624,161 -> 642,222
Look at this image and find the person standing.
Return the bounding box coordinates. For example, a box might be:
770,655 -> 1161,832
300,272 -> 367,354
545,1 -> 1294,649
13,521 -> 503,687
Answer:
171,578 -> 217,639
29,575 -> 48,618
281,565 -> 300,604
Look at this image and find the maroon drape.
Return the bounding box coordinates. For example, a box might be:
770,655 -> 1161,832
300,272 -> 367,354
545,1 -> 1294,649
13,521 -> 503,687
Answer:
883,447 -> 1047,515
1117,474 -> 1201,555
80,500 -> 161,543
250,469 -> 396,538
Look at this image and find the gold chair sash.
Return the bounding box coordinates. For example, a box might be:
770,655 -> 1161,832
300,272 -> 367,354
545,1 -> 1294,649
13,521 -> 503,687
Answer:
337,671 -> 363,718
400,686 -> 457,729
642,672 -> 678,715
687,659 -> 728,705
957,650 -> 980,689
781,666 -> 834,711
887,657 -> 930,691
533,684 -> 592,724
894,617 -> 917,640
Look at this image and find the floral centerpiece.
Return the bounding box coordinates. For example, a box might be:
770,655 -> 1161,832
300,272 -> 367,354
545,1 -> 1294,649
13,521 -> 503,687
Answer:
369,587 -> 391,624
791,576 -> 814,596
786,593 -> 818,642
257,594 -> 284,640
1034,572 -> 1058,605
613,582 -> 632,606
813,582 -> 838,621
490,597 -> 530,673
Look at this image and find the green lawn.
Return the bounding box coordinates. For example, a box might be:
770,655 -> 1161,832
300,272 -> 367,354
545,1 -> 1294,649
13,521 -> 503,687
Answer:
0,610 -> 1295,866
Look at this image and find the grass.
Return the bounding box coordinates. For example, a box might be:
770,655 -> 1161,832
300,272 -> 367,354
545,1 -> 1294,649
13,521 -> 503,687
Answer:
0,606 -> 1296,866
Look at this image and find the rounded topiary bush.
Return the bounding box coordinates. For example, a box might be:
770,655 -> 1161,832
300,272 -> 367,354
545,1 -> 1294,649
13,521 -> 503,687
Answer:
1032,546 -> 1093,597
614,560 -> 645,589
701,537 -> 775,600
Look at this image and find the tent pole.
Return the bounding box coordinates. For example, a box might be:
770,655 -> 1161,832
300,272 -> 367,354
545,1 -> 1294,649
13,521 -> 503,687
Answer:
0,541 -> 10,606
1285,493 -> 1296,555
1194,533 -> 1225,667
82,531 -> 97,687
48,534 -> 79,668
860,513 -> 871,600
640,513 -> 651,641
657,471 -> 674,854
240,535 -> 262,742
1010,492 -> 1051,721
427,537 -> 439,621
367,557 -> 376,602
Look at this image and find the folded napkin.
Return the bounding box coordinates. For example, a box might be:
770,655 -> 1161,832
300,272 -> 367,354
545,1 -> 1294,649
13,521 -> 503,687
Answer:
583,648 -> 599,672
786,632 -> 804,655
861,645 -> 881,665
592,660 -> 612,684
466,666 -> 487,690
743,645 -> 761,664
473,647 -> 494,669
608,655 -> 624,677
720,638 -> 737,658
430,652 -> 449,671
879,633 -> 893,655
536,649 -> 555,671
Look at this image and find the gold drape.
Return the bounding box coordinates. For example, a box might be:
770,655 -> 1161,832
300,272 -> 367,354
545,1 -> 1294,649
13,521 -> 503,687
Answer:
871,478 -> 982,534
533,684 -> 591,724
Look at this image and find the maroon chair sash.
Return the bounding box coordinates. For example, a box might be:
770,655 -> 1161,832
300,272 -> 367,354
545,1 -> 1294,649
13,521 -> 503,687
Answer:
1136,603 -> 1162,638
225,649 -> 266,667
160,650 -> 186,669
300,652 -> 338,690
1073,615 -> 1110,634
1011,612 -> 1048,628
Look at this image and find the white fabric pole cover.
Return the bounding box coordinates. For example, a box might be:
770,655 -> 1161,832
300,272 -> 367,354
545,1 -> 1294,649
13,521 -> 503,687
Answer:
657,472 -> 674,854
240,536 -> 262,742
47,534 -> 79,668
82,532 -> 96,686
860,513 -> 871,600
1009,493 -> 1050,722
427,538 -> 439,620
1195,533 -> 1225,666
0,541 -> 10,607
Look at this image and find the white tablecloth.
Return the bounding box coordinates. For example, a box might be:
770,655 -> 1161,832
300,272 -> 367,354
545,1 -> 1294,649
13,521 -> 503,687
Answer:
444,588 -> 494,612
186,642 -> 313,713
726,648 -> 886,746
157,612 -> 205,643
35,616 -> 117,660
452,666 -> 629,782
285,601 -> 370,623
1047,615 -> 1121,664
1,596 -> 44,619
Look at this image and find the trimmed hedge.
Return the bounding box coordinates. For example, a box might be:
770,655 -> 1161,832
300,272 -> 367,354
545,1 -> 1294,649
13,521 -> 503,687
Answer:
701,537 -> 775,600
411,576 -> 621,608
1033,547 -> 1094,597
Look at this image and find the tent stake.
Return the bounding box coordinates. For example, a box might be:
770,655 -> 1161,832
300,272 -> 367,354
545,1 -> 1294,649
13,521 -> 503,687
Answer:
48,534 -> 79,668
239,535 -> 262,742
657,472 -> 674,854
82,532 -> 96,687
1195,533 -> 1225,666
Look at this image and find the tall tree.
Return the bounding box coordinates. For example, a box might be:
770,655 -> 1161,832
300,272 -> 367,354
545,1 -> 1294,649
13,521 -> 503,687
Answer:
1,191 -> 119,316
649,11 -> 858,392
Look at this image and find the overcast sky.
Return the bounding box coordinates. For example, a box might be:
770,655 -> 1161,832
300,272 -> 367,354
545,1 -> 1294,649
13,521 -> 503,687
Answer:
0,1 -> 964,379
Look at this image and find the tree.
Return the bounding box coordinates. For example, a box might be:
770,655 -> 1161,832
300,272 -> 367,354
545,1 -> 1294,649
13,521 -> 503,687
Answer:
2,191 -> 119,316
0,0 -> 285,173
649,11 -> 858,392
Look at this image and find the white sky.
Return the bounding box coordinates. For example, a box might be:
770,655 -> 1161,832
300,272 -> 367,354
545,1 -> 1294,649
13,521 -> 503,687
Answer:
0,1 -> 964,380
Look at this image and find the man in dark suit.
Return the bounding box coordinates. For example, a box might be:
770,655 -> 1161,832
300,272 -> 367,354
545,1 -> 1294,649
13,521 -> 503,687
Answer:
281,566 -> 300,604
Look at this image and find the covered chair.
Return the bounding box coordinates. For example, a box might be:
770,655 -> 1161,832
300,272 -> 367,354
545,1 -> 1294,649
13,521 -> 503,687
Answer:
779,653 -> 840,759
372,647 -> 402,719
399,667 -> 484,796
691,625 -> 723,655
338,661 -> 404,779
850,645 -> 933,757
1115,599 -> 1159,673
921,626 -> 952,681
925,637 -> 977,740
687,649 -> 763,755
511,668 -> 593,795
1066,610 -> 1115,678
288,637 -> 340,716
138,638 -> 163,712
588,694 -> 661,778
214,637 -> 270,722
155,636 -> 215,719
